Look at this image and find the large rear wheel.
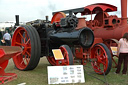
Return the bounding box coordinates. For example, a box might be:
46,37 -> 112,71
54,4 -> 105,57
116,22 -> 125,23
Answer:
47,45 -> 74,65
91,43 -> 112,75
12,25 -> 41,71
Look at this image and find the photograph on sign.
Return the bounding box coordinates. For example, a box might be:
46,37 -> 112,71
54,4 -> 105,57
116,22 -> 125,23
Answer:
52,49 -> 64,60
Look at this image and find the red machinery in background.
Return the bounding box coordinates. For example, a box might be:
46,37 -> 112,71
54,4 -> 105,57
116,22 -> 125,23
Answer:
74,0 -> 128,68
0,46 -> 22,84
57,0 -> 127,68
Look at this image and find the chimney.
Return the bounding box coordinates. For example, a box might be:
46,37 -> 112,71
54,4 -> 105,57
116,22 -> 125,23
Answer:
15,15 -> 19,26
46,16 -> 48,22
121,0 -> 127,25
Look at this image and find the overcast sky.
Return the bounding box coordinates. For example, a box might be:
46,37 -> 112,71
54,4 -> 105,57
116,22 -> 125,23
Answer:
0,0 -> 124,22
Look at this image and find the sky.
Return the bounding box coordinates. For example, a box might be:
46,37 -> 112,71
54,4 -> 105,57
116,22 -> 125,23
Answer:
0,0 -> 124,22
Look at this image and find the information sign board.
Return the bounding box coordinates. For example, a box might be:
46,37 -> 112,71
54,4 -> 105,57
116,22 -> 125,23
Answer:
47,65 -> 85,84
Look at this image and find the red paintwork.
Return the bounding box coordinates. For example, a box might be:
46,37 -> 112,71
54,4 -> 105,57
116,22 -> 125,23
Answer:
73,0 -> 128,41
51,12 -> 66,24
94,24 -> 128,40
47,46 -> 70,66
0,46 -> 22,84
12,27 -> 31,70
121,0 -> 127,25
90,44 -> 109,75
92,0 -> 128,40
82,3 -> 117,15
75,18 -> 87,29
75,0 -> 127,68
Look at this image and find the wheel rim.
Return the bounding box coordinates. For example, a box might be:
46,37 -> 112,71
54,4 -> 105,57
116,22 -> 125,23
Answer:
12,27 -> 31,70
47,46 -> 70,66
104,39 -> 118,68
91,44 -> 108,75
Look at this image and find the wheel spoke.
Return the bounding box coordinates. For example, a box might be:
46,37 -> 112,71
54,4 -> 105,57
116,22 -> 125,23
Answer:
100,50 -> 104,57
22,50 -> 26,55
26,46 -> 31,49
109,41 -> 112,46
24,32 -> 29,43
97,64 -> 101,71
102,54 -> 106,59
15,42 -> 24,46
20,58 -> 26,65
26,51 -> 31,57
100,61 -> 106,65
103,64 -> 107,69
25,38 -> 30,44
25,55 -> 29,65
19,32 -> 25,43
19,32 -> 24,40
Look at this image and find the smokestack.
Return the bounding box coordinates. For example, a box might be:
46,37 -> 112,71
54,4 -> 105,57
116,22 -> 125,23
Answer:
46,16 -> 48,22
15,15 -> 19,26
121,0 -> 127,24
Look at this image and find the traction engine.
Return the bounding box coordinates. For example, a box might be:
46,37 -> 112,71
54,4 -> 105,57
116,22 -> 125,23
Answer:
11,13 -> 112,75
13,0 -> 128,75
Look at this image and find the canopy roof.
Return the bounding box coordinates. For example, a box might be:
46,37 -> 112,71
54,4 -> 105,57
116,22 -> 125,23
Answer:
82,3 -> 117,15
53,3 -> 117,15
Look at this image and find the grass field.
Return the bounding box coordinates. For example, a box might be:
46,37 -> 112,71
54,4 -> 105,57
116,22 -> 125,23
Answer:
4,57 -> 128,85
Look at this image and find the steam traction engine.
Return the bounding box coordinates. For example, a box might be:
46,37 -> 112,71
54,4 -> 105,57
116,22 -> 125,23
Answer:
11,13 -> 112,75
12,0 -> 128,75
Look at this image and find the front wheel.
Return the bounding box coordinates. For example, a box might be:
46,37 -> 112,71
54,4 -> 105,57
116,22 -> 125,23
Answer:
91,43 -> 112,75
12,25 -> 41,71
47,45 -> 74,66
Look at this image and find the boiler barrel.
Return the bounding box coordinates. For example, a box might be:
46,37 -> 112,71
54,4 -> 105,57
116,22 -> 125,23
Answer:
49,27 -> 94,48
94,24 -> 128,40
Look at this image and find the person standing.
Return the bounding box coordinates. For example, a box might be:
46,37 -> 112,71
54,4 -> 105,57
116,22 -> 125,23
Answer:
115,33 -> 128,75
3,30 -> 11,46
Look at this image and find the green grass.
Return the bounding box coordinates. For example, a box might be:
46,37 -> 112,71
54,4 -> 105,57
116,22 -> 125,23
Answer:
4,57 -> 128,85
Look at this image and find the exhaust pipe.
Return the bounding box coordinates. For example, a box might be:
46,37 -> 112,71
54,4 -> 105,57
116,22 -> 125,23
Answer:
15,15 -> 19,26
46,16 -> 48,22
121,0 -> 127,25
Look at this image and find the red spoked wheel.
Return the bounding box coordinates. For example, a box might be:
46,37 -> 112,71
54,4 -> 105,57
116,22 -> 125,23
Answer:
104,39 -> 119,68
0,60 -> 8,70
12,25 -> 41,71
91,43 -> 112,75
47,45 -> 74,66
